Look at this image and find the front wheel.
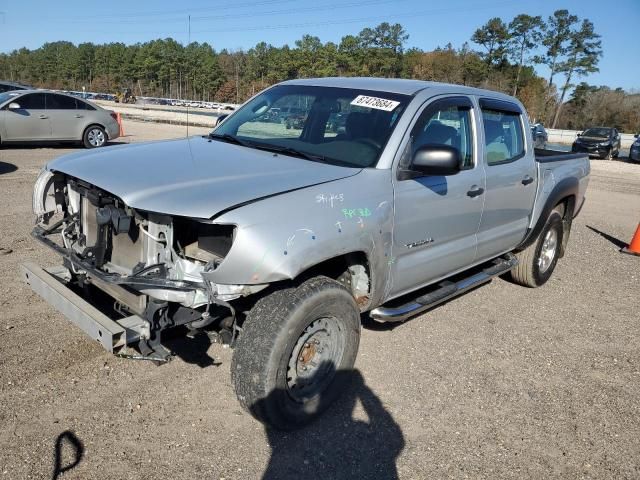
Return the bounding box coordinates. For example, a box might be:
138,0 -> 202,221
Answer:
510,210 -> 564,288
83,125 -> 107,148
231,276 -> 361,430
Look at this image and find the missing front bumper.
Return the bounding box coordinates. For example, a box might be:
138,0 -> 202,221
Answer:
20,262 -> 149,354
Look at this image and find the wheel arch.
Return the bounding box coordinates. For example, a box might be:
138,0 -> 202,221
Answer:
517,177 -> 578,255
293,251 -> 373,310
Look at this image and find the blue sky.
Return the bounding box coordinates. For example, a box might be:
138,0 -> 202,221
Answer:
1,0 -> 638,91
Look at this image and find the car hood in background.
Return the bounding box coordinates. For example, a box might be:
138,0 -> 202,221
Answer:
577,136 -> 609,143
48,136 -> 360,218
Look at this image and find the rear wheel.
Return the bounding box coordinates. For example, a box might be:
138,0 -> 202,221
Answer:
83,125 -> 107,148
231,276 -> 361,430
510,210 -> 564,288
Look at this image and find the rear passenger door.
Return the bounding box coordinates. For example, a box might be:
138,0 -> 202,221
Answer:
46,93 -> 81,140
475,99 -> 537,261
390,96 -> 484,297
3,93 -> 50,141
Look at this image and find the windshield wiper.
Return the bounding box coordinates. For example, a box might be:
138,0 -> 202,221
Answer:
250,143 -> 330,163
208,135 -> 353,167
208,133 -> 252,147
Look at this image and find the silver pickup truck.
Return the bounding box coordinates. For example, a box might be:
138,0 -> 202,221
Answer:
23,78 -> 589,429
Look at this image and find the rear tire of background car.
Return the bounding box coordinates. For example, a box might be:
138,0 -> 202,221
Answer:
613,148 -> 619,158
510,210 -> 564,288
83,125 -> 107,149
231,276 -> 361,430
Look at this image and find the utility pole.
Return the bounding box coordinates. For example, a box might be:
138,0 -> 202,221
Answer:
235,58 -> 239,104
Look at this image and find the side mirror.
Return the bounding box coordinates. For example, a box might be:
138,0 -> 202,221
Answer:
8,102 -> 21,110
215,114 -> 229,127
576,132 -> 581,137
411,145 -> 461,176
635,134 -> 639,138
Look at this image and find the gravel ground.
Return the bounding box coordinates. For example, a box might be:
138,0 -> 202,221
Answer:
0,121 -> 639,479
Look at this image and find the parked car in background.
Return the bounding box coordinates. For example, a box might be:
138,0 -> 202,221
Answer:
530,123 -> 548,149
0,90 -> 119,148
571,127 -> 621,160
285,112 -> 307,129
0,81 -> 31,93
630,134 -> 640,162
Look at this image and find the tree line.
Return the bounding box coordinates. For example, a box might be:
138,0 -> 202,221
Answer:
1,11 -> 637,132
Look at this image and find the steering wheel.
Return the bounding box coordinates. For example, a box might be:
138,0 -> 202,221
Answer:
354,138 -> 381,150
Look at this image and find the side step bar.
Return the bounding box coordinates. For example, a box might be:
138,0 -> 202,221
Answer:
370,253 -> 518,323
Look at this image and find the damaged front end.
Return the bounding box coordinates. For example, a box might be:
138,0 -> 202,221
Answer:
26,168 -> 267,361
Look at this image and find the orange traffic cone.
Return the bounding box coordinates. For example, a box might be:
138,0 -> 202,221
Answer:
116,112 -> 125,137
622,223 -> 640,256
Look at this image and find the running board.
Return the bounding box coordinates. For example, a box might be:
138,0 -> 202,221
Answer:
370,253 -> 518,323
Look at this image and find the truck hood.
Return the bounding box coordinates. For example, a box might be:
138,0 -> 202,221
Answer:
49,136 -> 360,218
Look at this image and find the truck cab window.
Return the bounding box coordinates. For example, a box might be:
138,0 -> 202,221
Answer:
482,109 -> 525,165
411,104 -> 473,168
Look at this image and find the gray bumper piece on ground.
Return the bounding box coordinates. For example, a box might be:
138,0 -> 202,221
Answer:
20,262 -> 149,353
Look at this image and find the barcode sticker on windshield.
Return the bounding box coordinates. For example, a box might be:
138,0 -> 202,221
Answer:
350,95 -> 400,112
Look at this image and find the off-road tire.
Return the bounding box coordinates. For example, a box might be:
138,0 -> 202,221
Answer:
510,210 -> 564,288
231,276 -> 361,430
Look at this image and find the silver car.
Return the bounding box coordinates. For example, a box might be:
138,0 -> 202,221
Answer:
0,90 -> 119,148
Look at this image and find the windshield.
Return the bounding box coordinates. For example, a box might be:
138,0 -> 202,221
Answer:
0,91 -> 21,105
212,85 -> 410,168
582,128 -> 611,138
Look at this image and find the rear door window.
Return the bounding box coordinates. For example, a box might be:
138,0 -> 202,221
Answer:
481,109 -> 525,165
46,94 -> 77,110
76,99 -> 96,110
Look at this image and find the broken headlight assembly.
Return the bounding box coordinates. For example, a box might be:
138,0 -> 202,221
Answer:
173,217 -> 236,270
33,167 -> 63,223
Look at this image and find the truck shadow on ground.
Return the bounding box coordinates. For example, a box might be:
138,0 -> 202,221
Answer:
253,366 -> 405,480
164,329 -> 222,368
0,161 -> 18,174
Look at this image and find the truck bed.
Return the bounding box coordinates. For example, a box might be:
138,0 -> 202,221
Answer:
534,148 -> 587,163
530,149 -> 590,232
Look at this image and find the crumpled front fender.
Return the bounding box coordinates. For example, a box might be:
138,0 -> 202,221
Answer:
205,169 -> 394,305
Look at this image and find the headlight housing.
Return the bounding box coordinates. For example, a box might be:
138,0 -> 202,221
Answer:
173,217 -> 236,268
32,168 -> 59,223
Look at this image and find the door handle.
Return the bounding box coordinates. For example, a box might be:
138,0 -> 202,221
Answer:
39,114 -> 48,119
75,114 -> 84,118
521,175 -> 534,185
467,185 -> 484,198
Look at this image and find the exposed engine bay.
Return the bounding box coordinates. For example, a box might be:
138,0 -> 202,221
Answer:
32,168 -> 268,360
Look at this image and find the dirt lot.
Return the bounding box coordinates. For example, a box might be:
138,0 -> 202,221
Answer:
0,120 -> 639,479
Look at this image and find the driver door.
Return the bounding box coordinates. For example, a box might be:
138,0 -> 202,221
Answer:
389,96 -> 485,298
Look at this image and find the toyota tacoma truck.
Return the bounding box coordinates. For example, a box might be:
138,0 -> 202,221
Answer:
23,78 -> 590,430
